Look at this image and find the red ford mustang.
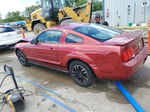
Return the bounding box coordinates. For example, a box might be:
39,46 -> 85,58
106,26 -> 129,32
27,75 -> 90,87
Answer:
15,23 -> 148,87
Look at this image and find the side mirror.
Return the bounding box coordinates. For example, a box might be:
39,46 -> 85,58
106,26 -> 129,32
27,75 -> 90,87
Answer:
31,38 -> 38,44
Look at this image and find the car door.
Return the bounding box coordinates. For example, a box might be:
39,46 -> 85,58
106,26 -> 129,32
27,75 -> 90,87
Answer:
27,30 -> 62,65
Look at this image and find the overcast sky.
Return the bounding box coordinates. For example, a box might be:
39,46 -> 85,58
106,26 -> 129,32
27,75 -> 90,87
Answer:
0,0 -> 39,18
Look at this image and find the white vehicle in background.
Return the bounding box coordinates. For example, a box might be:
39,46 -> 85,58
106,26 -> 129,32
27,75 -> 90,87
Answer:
0,26 -> 22,50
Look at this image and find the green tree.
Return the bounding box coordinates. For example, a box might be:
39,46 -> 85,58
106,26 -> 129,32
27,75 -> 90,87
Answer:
66,0 -> 87,7
93,1 -> 102,11
0,13 -> 2,23
65,0 -> 76,7
0,1 -> 40,23
6,11 -> 23,20
0,13 -> 2,20
24,4 -> 40,18
67,0 -> 102,11
1,11 -> 25,23
75,0 -> 87,6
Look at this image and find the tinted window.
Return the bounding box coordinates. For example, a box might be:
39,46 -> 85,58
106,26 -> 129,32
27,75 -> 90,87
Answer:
73,24 -> 123,42
66,34 -> 83,43
0,27 -> 15,33
37,32 -> 47,43
37,30 -> 62,44
53,0 -> 66,8
42,0 -> 51,9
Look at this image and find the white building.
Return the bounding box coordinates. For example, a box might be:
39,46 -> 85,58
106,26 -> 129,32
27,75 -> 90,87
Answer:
103,0 -> 150,26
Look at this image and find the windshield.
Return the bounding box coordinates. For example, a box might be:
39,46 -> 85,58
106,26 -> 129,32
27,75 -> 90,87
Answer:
53,0 -> 67,8
73,24 -> 123,42
41,0 -> 73,9
0,27 -> 15,33
42,0 -> 52,9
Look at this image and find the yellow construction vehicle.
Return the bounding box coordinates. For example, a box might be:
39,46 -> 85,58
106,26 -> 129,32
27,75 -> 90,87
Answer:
26,0 -> 92,35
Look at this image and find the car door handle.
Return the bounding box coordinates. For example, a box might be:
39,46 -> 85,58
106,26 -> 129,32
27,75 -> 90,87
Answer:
50,47 -> 54,50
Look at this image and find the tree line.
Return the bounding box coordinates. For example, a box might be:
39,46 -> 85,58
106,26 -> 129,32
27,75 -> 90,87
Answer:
0,0 -> 102,24
0,4 -> 40,23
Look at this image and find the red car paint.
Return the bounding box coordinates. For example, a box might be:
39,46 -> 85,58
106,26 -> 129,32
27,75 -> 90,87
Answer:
15,23 -> 148,80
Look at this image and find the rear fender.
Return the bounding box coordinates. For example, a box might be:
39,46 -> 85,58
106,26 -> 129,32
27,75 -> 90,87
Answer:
61,51 -> 96,68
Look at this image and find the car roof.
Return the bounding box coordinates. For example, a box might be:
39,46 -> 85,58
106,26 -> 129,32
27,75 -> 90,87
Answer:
56,23 -> 88,30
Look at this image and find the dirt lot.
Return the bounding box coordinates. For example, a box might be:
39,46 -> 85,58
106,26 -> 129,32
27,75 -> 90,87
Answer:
0,31 -> 150,112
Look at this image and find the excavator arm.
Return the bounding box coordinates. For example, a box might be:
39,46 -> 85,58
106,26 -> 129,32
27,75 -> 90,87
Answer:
58,2 -> 92,24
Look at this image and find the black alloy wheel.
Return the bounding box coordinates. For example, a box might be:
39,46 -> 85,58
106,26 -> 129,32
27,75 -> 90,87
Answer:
16,50 -> 29,66
69,61 -> 95,87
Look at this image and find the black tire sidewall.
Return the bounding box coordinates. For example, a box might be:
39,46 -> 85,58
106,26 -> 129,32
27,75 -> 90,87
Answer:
69,61 -> 95,87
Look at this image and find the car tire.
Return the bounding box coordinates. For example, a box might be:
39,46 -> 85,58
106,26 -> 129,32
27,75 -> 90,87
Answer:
16,50 -> 30,66
69,61 -> 95,87
33,23 -> 46,35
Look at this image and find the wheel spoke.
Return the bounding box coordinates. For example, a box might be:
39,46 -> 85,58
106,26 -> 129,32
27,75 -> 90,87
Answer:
74,65 -> 79,71
82,74 -> 88,81
72,65 -> 89,84
17,51 -> 26,65
72,72 -> 78,77
17,52 -> 22,58
78,78 -> 82,84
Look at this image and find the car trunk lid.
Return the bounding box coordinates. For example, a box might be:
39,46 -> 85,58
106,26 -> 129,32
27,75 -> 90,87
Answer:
104,31 -> 144,46
104,31 -> 145,62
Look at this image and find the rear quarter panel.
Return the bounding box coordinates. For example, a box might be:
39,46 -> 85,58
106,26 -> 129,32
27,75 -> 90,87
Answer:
58,43 -> 121,78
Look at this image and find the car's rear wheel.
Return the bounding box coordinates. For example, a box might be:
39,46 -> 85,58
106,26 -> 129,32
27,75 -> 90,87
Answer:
69,61 -> 95,87
16,50 -> 30,66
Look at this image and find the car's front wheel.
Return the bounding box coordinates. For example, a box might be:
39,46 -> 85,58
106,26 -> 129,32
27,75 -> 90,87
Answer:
16,50 -> 29,66
69,61 -> 95,87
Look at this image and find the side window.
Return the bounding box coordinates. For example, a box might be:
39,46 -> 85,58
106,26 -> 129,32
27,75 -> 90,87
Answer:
66,34 -> 83,43
37,30 -> 62,44
37,32 -> 47,43
6,27 -> 15,32
43,0 -> 51,9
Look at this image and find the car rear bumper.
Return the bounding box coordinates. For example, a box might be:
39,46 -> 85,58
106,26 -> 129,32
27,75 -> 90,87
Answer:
92,45 -> 148,80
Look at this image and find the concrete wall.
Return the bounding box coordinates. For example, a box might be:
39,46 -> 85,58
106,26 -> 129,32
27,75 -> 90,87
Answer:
104,0 -> 150,26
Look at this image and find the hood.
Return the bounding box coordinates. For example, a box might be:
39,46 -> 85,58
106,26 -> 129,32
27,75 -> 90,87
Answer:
21,36 -> 36,42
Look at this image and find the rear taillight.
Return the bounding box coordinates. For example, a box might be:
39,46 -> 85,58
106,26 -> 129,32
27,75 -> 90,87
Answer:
121,47 -> 135,62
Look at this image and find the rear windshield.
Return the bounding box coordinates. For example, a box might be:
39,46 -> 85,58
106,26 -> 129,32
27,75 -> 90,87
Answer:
0,27 -> 15,33
73,24 -> 123,42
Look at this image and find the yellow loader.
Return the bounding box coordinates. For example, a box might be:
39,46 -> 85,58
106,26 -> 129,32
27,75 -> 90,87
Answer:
26,0 -> 92,35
